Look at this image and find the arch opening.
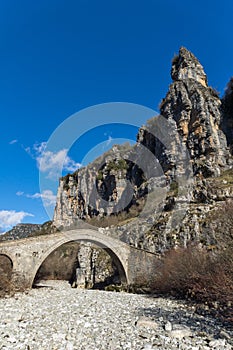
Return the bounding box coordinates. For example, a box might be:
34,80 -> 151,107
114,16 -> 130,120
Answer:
32,238 -> 128,291
0,254 -> 13,294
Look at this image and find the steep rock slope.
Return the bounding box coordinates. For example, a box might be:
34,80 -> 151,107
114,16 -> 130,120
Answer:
140,47 -> 231,178
53,47 -> 233,256
53,143 -> 149,227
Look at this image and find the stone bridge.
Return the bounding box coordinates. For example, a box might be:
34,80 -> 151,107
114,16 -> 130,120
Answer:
0,229 -> 160,290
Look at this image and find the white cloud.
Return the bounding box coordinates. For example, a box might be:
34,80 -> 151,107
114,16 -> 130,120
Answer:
26,190 -> 57,207
0,210 -> 34,232
37,148 -> 81,178
101,135 -> 113,151
9,139 -> 18,145
24,141 -> 81,180
33,141 -> 47,154
16,191 -> 24,196
106,135 -> 113,146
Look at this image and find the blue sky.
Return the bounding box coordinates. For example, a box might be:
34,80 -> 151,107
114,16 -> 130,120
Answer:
0,0 -> 233,231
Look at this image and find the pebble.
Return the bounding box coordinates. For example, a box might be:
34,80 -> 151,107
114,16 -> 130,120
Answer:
0,280 -> 232,350
164,320 -> 172,331
136,316 -> 159,330
170,327 -> 192,339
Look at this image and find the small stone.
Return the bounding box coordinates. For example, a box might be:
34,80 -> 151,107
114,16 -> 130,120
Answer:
164,321 -> 172,331
65,334 -> 73,341
7,336 -> 17,343
52,333 -> 66,341
138,330 -> 150,339
66,342 -> 74,350
197,331 -> 208,337
136,317 -> 159,330
84,321 -> 91,328
209,339 -> 226,348
142,344 -> 154,350
219,330 -> 231,340
170,327 -> 192,339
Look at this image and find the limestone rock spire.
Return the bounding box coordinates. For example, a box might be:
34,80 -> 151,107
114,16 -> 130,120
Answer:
159,47 -> 231,177
171,47 -> 207,87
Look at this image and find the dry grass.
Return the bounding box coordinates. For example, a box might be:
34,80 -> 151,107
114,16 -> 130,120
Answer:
86,199 -> 145,228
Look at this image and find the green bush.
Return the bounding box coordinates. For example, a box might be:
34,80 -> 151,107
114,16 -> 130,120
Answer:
106,159 -> 128,172
169,180 -> 178,196
97,171 -> 103,181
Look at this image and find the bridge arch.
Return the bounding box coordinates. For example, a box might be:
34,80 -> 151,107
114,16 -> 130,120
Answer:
0,253 -> 14,267
30,229 -> 129,288
0,253 -> 14,280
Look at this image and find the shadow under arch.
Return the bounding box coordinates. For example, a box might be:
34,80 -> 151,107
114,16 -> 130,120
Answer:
31,229 -> 129,288
0,253 -> 13,279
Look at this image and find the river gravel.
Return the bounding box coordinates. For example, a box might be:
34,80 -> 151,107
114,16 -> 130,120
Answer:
0,280 -> 232,350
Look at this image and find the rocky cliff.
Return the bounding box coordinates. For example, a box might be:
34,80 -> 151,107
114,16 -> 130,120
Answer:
0,221 -> 60,241
53,143 -> 149,227
53,47 -> 233,256
0,223 -> 43,241
140,47 -> 231,178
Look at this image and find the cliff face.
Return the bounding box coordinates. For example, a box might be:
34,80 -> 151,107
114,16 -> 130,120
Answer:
53,144 -> 146,227
53,47 -> 233,255
140,47 -> 231,178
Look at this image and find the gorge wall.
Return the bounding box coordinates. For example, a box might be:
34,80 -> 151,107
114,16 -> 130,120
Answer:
2,47 -> 232,291
53,47 -> 233,258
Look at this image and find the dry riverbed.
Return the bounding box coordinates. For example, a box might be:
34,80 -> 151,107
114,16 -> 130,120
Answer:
0,280 -> 232,350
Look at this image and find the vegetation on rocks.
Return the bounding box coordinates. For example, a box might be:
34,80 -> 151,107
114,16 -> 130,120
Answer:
153,246 -> 232,302
105,159 -> 129,172
152,200 -> 233,323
